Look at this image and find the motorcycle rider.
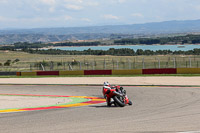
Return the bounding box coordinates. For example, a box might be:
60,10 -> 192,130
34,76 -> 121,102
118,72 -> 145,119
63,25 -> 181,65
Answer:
103,81 -> 117,106
103,81 -> 124,96
103,81 -> 132,107
103,81 -> 111,95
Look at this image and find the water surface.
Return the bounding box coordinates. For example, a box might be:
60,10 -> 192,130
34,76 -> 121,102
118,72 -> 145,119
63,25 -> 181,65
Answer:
52,45 -> 200,51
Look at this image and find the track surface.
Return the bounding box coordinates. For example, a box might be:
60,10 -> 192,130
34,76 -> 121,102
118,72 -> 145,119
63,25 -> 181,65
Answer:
0,85 -> 200,133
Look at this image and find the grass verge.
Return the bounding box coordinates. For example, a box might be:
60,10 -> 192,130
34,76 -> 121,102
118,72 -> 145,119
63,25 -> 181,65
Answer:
1,74 -> 200,78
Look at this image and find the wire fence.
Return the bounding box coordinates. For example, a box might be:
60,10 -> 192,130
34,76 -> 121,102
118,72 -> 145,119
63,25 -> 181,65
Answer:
1,56 -> 200,72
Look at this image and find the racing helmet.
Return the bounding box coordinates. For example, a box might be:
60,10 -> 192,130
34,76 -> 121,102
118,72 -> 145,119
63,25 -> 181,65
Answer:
104,81 -> 110,86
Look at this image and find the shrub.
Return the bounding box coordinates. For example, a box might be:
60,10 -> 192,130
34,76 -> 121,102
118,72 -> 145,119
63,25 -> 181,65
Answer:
4,60 -> 11,66
12,58 -> 20,63
57,62 -> 62,66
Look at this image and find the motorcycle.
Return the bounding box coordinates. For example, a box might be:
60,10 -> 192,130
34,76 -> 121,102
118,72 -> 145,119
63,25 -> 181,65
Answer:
103,85 -> 132,107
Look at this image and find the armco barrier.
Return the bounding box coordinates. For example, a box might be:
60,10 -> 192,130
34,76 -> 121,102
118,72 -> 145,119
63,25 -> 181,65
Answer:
59,70 -> 84,75
16,72 -> 21,76
84,70 -> 112,75
15,68 -> 200,76
0,72 -> 17,76
112,69 -> 142,75
143,68 -> 177,74
177,68 -> 200,74
21,72 -> 37,76
37,71 -> 59,76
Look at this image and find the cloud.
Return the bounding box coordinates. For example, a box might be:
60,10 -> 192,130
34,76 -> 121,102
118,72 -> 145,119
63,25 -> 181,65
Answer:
40,0 -> 56,5
118,0 -> 126,3
0,16 -> 18,22
49,7 -> 55,12
63,0 -> 98,7
64,15 -> 73,20
65,4 -> 83,10
38,0 -> 57,13
131,13 -> 144,18
64,0 -> 83,3
109,0 -> 127,4
81,18 -> 91,22
0,16 -> 44,22
0,0 -> 7,4
1,0 -> 200,28
0,16 -> 6,21
194,5 -> 200,11
87,2 -> 99,6
103,14 -> 120,20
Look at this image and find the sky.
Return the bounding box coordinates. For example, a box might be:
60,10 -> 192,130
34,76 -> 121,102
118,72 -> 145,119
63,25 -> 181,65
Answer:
0,0 -> 200,29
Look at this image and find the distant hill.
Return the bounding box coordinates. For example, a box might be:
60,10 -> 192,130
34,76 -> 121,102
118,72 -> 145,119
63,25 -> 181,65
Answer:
0,19 -> 200,44
0,33 -> 112,44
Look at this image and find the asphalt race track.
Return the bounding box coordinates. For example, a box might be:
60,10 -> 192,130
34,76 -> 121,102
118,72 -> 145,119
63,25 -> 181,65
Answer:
0,85 -> 200,133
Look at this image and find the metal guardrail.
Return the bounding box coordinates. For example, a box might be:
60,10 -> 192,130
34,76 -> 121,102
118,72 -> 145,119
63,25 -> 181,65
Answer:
0,72 -> 16,75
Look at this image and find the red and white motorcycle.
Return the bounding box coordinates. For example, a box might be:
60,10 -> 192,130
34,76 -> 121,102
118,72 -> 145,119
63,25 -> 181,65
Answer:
103,85 -> 132,107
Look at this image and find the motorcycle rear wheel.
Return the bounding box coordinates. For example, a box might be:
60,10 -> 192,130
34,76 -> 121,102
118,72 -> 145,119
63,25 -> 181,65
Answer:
113,96 -> 126,107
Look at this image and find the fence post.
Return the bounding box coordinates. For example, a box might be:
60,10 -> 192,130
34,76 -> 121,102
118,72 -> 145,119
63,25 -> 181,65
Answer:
142,58 -> 145,69
50,61 -> 54,71
63,62 -> 66,70
167,57 -> 170,68
189,57 -> 192,68
86,63 -> 89,70
117,61 -> 119,70
112,59 -> 114,70
79,62 -> 82,70
93,61 -> 95,70
69,63 -> 73,71
173,58 -> 176,68
155,57 -> 160,68
41,64 -> 45,71
186,61 -> 188,68
94,59 -> 96,70
104,59 -> 106,70
30,64 -> 32,71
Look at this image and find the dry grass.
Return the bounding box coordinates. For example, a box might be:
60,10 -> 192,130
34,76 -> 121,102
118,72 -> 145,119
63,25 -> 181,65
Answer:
0,51 -> 200,71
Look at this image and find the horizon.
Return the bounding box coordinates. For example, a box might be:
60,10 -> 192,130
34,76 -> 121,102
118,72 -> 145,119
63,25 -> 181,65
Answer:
0,0 -> 200,29
0,19 -> 200,30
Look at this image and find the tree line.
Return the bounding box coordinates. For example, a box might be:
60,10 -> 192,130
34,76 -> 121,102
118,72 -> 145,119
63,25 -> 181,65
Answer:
1,44 -> 200,55
114,34 -> 200,45
53,41 -> 100,46
0,41 -> 101,50
21,48 -> 200,56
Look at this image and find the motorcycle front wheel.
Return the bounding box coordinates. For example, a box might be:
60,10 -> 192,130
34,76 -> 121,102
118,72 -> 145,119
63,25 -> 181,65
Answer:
113,96 -> 126,107
128,100 -> 132,105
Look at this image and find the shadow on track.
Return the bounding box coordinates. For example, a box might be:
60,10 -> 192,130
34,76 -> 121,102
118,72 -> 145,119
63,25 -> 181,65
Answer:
89,105 -> 119,108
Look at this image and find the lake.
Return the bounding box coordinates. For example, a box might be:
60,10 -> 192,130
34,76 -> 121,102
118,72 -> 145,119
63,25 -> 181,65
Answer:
52,44 -> 200,51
